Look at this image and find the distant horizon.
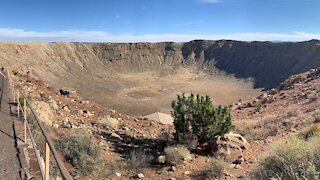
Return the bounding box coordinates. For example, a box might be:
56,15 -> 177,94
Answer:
1,38 -> 319,44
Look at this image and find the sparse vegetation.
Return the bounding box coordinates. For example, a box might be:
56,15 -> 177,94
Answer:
286,106 -> 301,118
304,125 -> 320,139
255,135 -> 320,180
56,134 -> 101,176
172,93 -> 232,145
127,149 -> 153,173
164,145 -> 191,165
312,110 -> 320,122
204,158 -> 227,179
240,116 -> 279,142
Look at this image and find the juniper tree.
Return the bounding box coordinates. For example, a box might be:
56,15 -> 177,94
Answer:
171,93 -> 232,144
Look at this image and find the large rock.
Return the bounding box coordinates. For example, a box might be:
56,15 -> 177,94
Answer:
100,116 -> 119,129
208,132 -> 249,156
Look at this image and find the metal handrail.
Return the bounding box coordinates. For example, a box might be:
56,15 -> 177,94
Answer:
17,100 -> 45,178
6,69 -> 72,180
17,89 -> 73,180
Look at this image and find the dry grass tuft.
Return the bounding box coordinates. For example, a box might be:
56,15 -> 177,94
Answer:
56,134 -> 101,176
164,145 -> 192,165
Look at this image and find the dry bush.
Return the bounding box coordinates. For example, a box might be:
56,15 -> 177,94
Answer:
304,125 -> 320,139
127,149 -> 153,173
286,106 -> 301,118
164,145 -> 191,165
92,160 -> 126,179
205,158 -> 227,179
255,135 -> 320,180
56,134 -> 101,176
240,116 -> 279,142
191,158 -> 227,180
312,110 -> 320,123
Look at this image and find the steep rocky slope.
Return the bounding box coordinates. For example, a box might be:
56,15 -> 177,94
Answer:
1,40 -> 320,114
183,39 -> 320,88
2,40 -> 320,88
11,63 -> 320,179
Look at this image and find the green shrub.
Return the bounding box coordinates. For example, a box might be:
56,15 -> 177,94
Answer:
172,93 -> 232,144
164,145 -> 191,165
255,135 -> 320,180
56,134 -> 101,175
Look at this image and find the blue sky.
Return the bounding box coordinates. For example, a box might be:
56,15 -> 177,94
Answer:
0,0 -> 320,42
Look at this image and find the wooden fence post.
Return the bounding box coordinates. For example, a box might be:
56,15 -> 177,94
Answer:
17,91 -> 20,118
13,85 -> 16,102
24,98 -> 27,143
45,143 -> 50,180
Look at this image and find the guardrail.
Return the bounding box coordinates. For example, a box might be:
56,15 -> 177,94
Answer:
7,71 -> 72,180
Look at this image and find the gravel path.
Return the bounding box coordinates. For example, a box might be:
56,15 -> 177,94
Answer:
0,74 -> 21,180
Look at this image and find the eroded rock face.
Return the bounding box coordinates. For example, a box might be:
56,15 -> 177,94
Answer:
208,132 -> 249,156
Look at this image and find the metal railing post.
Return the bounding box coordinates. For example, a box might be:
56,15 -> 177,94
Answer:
45,143 -> 50,180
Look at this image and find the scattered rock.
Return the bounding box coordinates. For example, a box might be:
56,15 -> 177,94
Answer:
111,132 -> 122,140
157,155 -> 166,164
63,105 -> 70,112
115,172 -> 121,177
258,93 -> 268,100
83,110 -> 93,118
49,100 -> 59,110
137,173 -> 145,179
233,156 -> 245,165
269,88 -> 278,95
122,126 -> 129,131
52,123 -> 59,129
168,166 -> 176,172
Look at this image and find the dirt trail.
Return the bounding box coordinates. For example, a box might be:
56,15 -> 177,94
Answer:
0,74 -> 21,180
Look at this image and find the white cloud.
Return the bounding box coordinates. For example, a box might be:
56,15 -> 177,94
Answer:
0,28 -> 319,42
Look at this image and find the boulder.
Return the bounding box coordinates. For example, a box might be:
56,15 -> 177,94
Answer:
100,116 -> 119,129
208,132 -> 249,156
